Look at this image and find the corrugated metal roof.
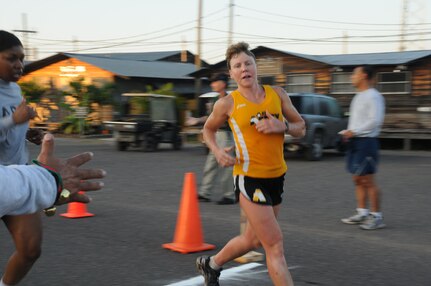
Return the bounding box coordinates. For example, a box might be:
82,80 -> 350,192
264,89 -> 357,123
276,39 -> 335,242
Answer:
316,50 -> 431,66
252,46 -> 329,65
76,51 -> 181,61
253,46 -> 431,66
65,53 -> 197,79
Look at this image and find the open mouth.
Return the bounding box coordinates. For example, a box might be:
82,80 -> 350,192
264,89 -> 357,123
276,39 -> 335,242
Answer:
242,75 -> 252,80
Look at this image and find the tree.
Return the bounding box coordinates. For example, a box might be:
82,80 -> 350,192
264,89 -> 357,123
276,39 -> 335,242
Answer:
19,81 -> 48,103
87,82 -> 115,105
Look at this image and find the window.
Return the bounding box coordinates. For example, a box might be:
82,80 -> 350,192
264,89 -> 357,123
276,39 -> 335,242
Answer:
291,96 -> 315,115
331,72 -> 355,94
318,98 -> 331,116
286,74 -> 314,93
377,72 -> 411,94
318,98 -> 341,117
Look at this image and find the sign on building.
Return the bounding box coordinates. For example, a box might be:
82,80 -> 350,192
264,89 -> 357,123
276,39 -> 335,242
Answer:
75,106 -> 88,118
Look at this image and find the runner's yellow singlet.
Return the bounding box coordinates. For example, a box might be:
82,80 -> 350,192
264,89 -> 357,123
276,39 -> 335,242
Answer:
228,85 -> 287,178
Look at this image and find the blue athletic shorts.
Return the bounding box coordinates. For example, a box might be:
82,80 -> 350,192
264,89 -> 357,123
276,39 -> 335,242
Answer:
346,137 -> 379,176
234,174 -> 285,206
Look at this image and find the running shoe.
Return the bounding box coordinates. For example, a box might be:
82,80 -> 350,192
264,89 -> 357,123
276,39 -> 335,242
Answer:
341,212 -> 368,225
196,256 -> 221,286
360,215 -> 386,230
198,195 -> 211,202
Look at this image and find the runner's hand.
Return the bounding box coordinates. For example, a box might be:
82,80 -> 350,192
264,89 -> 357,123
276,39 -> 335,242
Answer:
255,110 -> 285,134
215,146 -> 236,167
12,99 -> 37,124
37,133 -> 106,205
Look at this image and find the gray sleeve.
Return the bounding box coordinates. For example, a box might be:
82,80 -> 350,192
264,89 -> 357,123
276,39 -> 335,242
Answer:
0,165 -> 57,216
0,116 -> 15,142
0,116 -> 14,128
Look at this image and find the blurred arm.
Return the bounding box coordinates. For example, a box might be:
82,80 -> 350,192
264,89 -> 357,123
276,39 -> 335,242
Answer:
0,165 -> 57,216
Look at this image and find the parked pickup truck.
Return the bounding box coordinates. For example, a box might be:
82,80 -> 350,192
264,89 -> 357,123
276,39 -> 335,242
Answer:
285,93 -> 348,160
103,93 -> 182,152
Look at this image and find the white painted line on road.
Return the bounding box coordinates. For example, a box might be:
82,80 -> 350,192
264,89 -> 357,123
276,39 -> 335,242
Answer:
165,262 -> 262,286
165,263 -> 302,286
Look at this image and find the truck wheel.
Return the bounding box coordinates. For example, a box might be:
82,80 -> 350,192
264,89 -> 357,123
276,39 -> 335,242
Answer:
117,141 -> 128,151
143,136 -> 158,152
305,132 -> 323,161
173,136 -> 182,150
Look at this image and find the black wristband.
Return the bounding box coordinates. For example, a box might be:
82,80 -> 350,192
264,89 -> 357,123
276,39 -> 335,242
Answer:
284,120 -> 289,132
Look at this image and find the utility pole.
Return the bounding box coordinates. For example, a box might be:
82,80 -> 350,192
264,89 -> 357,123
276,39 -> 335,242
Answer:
399,0 -> 428,51
228,0 -> 234,47
13,13 -> 37,60
399,0 -> 408,51
342,31 -> 348,54
73,36 -> 79,52
181,36 -> 187,62
194,0 -> 203,111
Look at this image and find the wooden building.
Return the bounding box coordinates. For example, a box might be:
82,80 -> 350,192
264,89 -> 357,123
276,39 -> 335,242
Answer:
20,51 -> 213,132
211,46 -> 431,149
21,51 -> 211,101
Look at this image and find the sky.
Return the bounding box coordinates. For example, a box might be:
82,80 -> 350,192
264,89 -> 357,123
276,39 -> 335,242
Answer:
1,0 -> 430,64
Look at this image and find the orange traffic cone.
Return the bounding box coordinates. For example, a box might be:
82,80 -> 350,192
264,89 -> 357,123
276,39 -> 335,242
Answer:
163,172 -> 215,254
61,191 -> 94,218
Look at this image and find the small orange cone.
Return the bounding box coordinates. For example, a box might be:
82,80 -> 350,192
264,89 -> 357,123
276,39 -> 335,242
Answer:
163,172 -> 215,254
61,191 -> 94,218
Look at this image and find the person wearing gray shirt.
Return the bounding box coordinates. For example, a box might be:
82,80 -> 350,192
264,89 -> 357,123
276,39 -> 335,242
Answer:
0,30 -> 44,286
0,133 -> 105,286
0,78 -> 32,164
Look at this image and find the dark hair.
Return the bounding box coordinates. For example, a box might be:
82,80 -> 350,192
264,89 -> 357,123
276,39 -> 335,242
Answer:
360,65 -> 375,80
225,42 -> 256,70
0,30 -> 23,52
209,72 -> 229,84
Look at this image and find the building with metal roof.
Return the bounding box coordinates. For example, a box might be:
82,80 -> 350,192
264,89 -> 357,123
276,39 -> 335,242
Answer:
22,50 -> 211,98
253,46 -> 431,67
20,47 -> 431,148
210,46 -> 431,149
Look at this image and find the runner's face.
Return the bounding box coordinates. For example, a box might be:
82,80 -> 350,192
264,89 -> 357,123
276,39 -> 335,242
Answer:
229,52 -> 257,88
0,45 -> 25,82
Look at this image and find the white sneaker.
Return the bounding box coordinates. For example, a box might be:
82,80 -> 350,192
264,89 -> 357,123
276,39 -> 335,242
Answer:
360,215 -> 386,230
341,213 -> 368,225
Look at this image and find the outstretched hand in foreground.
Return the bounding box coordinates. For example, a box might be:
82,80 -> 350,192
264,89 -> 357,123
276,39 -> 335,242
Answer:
37,133 -> 106,205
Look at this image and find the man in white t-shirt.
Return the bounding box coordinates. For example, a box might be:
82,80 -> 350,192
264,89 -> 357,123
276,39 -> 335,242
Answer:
339,65 -> 386,230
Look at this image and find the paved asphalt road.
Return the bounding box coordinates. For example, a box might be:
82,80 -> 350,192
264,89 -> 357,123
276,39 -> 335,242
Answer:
1,138 -> 430,286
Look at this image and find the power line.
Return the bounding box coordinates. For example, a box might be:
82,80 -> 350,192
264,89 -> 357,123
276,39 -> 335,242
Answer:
236,4 -> 431,26
28,7 -> 227,45
238,14 -> 431,33
203,27 -> 431,43
26,7 -> 231,57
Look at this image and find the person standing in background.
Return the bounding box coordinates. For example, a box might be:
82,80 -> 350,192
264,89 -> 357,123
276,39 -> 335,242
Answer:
340,65 -> 386,230
188,73 -> 236,205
